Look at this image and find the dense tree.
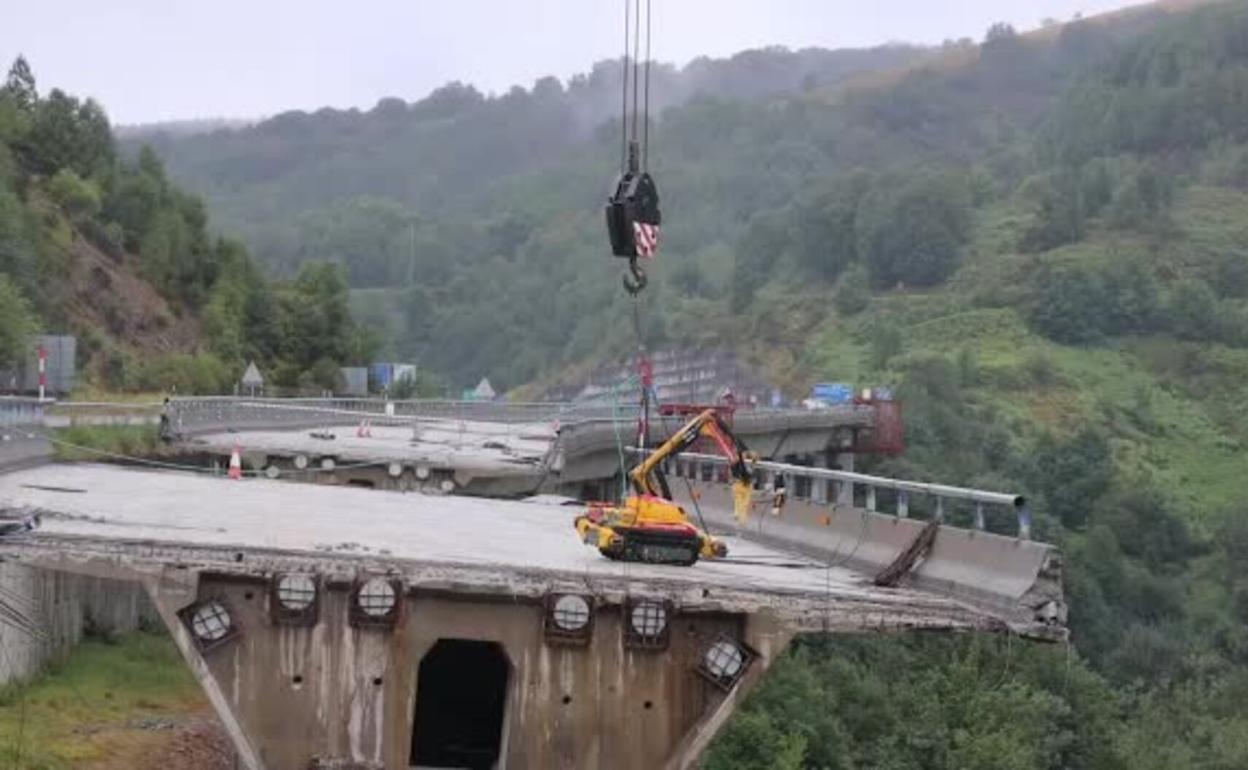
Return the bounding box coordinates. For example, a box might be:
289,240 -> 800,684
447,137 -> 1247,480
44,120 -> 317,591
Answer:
22,89 -> 114,178
834,264 -> 870,316
1,56 -> 37,113
1028,427 -> 1114,529
1017,170 -> 1085,252
0,58 -> 370,393
1027,265 -> 1107,345
857,171 -> 972,288
46,168 -> 101,221
0,273 -> 35,369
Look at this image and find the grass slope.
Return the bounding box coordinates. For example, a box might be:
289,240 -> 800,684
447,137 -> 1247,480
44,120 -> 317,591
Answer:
783,183 -> 1248,528
0,632 -> 208,769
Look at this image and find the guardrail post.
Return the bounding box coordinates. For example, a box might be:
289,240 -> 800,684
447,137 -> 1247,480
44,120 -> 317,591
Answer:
934,496 -> 945,523
811,454 -> 829,505
1017,502 -> 1032,541
835,452 -> 854,506
974,501 -> 985,531
866,485 -> 877,512
897,490 -> 909,518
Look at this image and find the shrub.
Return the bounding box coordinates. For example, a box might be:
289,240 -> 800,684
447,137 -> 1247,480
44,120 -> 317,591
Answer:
130,353 -> 233,394
834,265 -> 870,316
45,168 -> 101,221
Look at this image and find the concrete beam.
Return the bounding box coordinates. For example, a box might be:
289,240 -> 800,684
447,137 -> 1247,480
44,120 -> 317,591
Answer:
143,571 -> 266,770
666,611 -> 795,770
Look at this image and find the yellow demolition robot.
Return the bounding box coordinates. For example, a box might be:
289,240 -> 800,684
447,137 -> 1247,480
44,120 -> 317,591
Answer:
574,409 -> 756,566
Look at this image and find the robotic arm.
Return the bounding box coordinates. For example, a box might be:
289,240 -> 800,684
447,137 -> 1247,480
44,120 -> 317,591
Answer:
628,409 -> 756,523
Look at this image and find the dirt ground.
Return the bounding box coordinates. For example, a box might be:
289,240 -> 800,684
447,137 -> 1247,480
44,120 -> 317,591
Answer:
135,712 -> 235,770
74,708 -> 235,770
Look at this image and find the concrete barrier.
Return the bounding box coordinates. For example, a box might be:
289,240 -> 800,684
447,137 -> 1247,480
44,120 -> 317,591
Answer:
0,398 -> 52,472
0,561 -> 156,685
670,480 -> 1064,636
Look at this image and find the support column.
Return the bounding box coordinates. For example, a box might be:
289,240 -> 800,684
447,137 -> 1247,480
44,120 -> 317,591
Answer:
835,452 -> 855,506
811,452 -> 830,505
665,612 -> 796,770
143,571 -> 264,770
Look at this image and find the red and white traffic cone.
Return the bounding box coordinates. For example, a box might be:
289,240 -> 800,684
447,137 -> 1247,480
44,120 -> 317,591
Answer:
228,445 -> 243,480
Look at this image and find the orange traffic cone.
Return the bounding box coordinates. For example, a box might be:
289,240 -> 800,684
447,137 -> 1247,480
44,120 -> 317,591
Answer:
228,445 -> 243,480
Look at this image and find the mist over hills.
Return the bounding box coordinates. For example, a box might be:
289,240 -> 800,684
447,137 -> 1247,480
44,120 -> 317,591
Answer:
10,0 -> 1248,765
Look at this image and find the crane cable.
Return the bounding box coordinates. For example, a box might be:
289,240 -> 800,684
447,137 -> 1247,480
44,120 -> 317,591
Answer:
619,0 -> 652,171
618,0 -> 655,295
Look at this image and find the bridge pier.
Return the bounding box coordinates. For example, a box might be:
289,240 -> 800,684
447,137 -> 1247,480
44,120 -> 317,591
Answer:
142,569 -> 793,770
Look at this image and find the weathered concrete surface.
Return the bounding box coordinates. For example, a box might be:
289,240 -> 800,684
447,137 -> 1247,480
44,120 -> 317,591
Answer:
187,421 -> 551,496
0,560 -> 154,685
0,465 -> 1014,631
139,573 -> 795,770
195,421 -> 552,471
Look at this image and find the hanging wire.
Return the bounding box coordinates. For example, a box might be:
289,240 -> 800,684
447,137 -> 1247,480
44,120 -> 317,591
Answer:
608,372 -> 642,499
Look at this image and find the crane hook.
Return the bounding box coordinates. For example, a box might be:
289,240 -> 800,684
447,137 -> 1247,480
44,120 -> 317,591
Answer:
623,258 -> 648,295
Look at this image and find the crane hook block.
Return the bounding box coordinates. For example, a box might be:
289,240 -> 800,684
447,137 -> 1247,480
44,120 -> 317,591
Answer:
606,168 -> 661,260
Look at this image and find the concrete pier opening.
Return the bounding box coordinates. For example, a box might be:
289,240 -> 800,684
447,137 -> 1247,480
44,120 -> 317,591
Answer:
411,639 -> 509,770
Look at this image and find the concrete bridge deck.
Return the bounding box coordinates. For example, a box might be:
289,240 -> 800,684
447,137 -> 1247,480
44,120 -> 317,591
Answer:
160,397 -> 877,496
0,464 -> 998,634
189,420 -> 552,481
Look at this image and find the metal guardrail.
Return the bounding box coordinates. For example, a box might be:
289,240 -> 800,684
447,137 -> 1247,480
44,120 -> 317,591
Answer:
648,449 -> 1033,540
165,396 -> 641,433
160,396 -> 845,439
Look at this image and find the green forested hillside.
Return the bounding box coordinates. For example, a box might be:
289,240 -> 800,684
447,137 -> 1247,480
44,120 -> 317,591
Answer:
132,2 -> 1203,391
0,60 -> 369,392
135,1 -> 1248,767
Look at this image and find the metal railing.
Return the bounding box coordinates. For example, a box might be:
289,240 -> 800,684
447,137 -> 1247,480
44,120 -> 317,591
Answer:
166,396 -> 640,431
161,396 -> 850,438
646,449 -> 1033,540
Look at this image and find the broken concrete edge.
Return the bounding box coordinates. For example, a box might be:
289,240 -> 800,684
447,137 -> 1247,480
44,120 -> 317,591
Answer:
178,435 -> 545,479
706,519 -> 1064,639
674,484 -> 1067,640
0,532 -> 1062,641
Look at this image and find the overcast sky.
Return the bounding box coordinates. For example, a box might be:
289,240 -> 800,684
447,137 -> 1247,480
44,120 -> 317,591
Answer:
4,0 -> 1147,124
